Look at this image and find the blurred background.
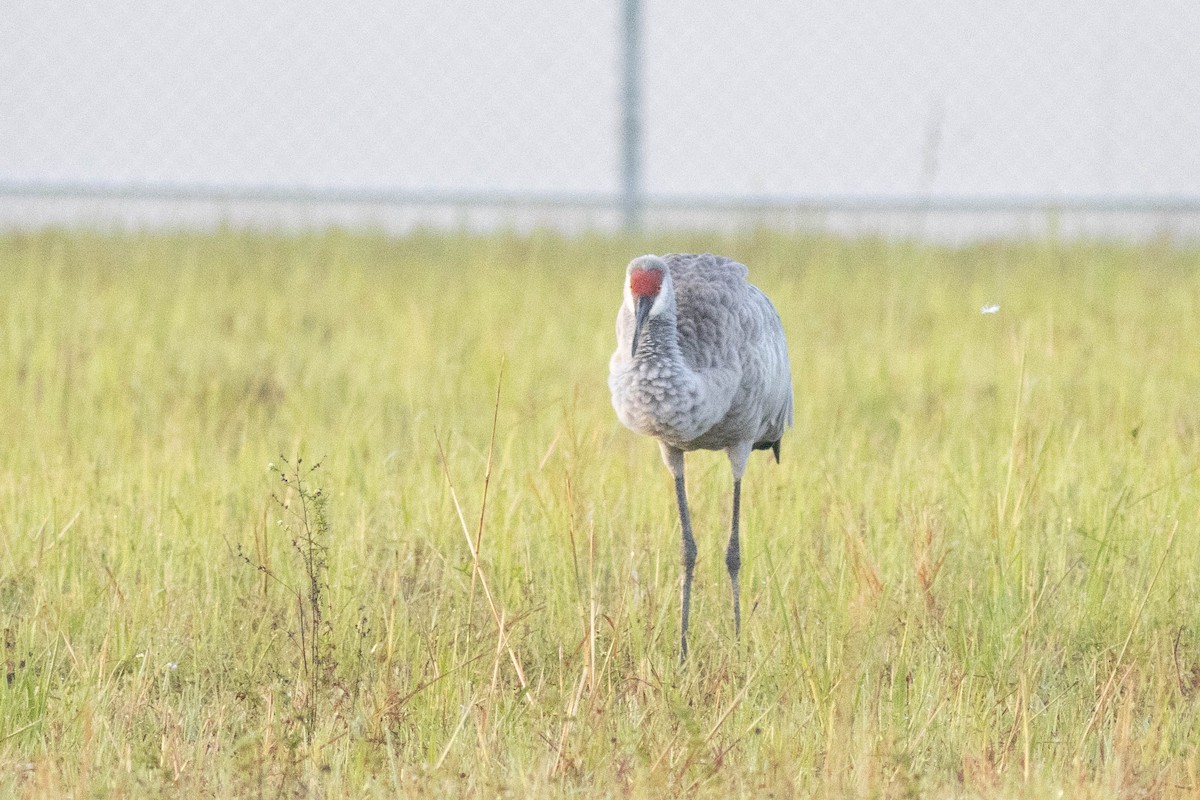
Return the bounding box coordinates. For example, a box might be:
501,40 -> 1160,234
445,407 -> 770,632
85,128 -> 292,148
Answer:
3,0 -> 1199,240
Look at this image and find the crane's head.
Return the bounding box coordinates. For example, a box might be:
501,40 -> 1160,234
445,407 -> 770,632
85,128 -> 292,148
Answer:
625,255 -> 670,357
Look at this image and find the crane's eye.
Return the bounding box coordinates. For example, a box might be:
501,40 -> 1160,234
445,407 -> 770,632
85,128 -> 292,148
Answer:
629,268 -> 662,297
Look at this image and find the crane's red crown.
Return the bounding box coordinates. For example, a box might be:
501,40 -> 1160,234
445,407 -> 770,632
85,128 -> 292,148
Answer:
629,267 -> 663,298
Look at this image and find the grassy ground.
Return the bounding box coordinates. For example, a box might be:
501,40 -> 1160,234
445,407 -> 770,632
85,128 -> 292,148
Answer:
2,228 -> 1200,797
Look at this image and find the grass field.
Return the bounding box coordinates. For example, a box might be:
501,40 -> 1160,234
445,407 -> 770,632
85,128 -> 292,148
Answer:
2,228 -> 1200,797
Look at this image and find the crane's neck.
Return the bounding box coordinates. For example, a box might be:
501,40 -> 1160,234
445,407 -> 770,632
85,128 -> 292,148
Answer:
633,309 -> 686,366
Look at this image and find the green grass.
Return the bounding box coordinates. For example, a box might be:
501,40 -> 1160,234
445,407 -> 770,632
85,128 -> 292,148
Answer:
2,227 -> 1200,797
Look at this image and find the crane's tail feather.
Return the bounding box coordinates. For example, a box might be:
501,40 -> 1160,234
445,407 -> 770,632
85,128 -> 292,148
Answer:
753,439 -> 781,463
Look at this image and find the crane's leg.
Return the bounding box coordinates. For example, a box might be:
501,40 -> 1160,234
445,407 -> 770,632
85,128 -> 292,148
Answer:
727,478 -> 742,637
726,442 -> 752,639
661,444 -> 695,660
675,472 -> 697,659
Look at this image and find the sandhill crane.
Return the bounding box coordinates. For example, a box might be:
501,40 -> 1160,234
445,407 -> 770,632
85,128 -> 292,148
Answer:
609,253 -> 793,658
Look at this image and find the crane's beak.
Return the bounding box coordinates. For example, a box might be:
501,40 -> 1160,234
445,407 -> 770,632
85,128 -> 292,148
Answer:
631,295 -> 653,357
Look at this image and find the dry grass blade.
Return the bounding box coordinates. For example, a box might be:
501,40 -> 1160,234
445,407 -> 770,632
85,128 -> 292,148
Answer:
434,698 -> 476,770
435,425 -> 529,698
550,663 -> 590,777
469,358 -> 505,624
674,654 -> 772,781
1076,520 -> 1180,755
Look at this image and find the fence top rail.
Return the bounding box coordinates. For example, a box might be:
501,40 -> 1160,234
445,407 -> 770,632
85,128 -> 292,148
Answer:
3,181 -> 1200,214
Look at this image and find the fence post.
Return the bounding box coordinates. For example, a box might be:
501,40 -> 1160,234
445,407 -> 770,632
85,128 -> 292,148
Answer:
620,0 -> 643,231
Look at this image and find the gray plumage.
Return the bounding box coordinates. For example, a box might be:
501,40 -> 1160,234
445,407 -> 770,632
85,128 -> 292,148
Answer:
608,253 -> 793,658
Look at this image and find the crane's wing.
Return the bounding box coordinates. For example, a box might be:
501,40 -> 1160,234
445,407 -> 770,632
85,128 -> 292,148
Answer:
666,253 -> 793,451
662,253 -> 748,371
740,283 -> 793,450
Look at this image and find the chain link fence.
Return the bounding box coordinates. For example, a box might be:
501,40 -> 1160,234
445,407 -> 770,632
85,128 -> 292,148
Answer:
3,1 -> 1199,237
